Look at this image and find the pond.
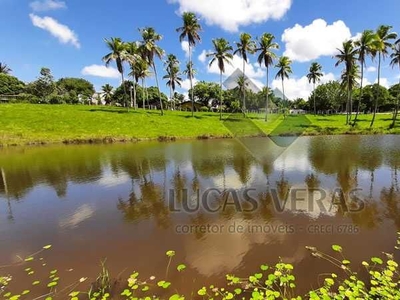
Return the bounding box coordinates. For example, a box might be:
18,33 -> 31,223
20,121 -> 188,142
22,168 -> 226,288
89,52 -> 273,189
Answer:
0,135 -> 399,297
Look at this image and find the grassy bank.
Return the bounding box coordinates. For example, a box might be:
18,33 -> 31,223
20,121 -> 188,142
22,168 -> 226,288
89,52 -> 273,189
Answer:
0,104 -> 399,147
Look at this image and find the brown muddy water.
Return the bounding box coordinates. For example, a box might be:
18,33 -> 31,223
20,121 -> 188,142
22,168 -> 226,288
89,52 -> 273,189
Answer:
0,135 -> 399,298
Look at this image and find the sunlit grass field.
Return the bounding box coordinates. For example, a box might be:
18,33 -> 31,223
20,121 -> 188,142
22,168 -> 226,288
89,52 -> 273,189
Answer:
0,104 -> 399,146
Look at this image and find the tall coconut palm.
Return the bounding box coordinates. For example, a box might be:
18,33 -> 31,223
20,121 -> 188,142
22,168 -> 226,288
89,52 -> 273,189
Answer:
234,33 -> 256,117
163,54 -> 182,110
353,30 -> 377,124
177,12 -> 202,117
341,64 -> 360,120
101,84 -> 114,105
307,62 -> 323,115
139,27 -> 165,115
183,61 -> 197,83
207,38 -> 233,120
390,43 -> 400,128
256,33 -> 279,121
102,38 -> 130,109
0,63 -> 11,74
275,56 -> 292,117
370,25 -> 397,127
335,40 -> 358,124
125,41 -> 140,109
130,57 -> 151,109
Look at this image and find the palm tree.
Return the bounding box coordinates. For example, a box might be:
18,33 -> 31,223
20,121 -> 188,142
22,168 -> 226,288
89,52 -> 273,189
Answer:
102,38 -> 129,109
101,84 -> 114,105
234,33 -> 256,117
256,33 -> 279,121
139,27 -> 165,115
183,61 -> 197,83
130,57 -> 151,109
307,62 -> 323,115
0,63 -> 11,74
163,54 -> 182,110
341,64 -> 360,121
370,25 -> 398,127
275,56 -> 292,117
125,41 -> 140,109
353,30 -> 377,124
390,43 -> 400,128
335,40 -> 358,124
177,12 -> 202,117
207,38 -> 233,120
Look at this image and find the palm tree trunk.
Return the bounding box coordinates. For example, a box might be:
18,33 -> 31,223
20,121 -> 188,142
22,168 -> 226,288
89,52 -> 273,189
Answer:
133,81 -> 137,110
142,78 -> 145,109
121,72 -> 129,111
265,67 -> 269,122
189,44 -> 195,117
220,71 -> 223,121
282,78 -> 286,118
129,84 -> 134,108
169,83 -> 173,111
313,82 -> 316,116
243,58 -> 246,117
371,52 -> 381,127
346,72 -> 350,125
354,62 -> 364,125
391,78 -> 400,128
153,62 -> 164,116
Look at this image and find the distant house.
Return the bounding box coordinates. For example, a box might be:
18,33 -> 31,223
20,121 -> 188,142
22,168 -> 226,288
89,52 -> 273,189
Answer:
289,109 -> 306,115
177,101 -> 203,111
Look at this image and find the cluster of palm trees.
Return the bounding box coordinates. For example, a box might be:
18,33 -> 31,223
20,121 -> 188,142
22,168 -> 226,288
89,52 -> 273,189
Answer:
102,15 -> 400,127
333,25 -> 400,127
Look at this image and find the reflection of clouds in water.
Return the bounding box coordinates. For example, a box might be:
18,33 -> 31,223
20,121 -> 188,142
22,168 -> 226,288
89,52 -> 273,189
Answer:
59,204 -> 95,229
97,169 -> 130,188
183,218 -> 287,276
286,184 -> 337,219
274,152 -> 311,173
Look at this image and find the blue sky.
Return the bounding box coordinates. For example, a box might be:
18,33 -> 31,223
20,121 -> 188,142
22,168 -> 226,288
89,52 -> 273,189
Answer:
1,0 -> 399,99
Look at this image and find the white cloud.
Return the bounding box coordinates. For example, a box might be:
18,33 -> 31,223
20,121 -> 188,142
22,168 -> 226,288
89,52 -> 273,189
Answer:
169,0 -> 292,32
375,78 -> 390,88
271,72 -> 335,100
198,50 -> 209,63
180,78 -> 199,91
30,0 -> 66,11
181,41 -> 190,57
29,14 -> 80,48
282,19 -> 352,62
367,66 -> 377,73
81,65 -> 120,79
207,54 -> 265,79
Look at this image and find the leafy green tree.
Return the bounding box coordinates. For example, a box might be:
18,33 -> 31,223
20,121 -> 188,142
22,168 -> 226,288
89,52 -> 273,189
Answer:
56,78 -> 95,103
189,81 -> 221,107
370,25 -> 397,127
0,63 -> 11,75
163,54 -> 182,109
139,27 -> 165,115
390,44 -> 400,127
234,33 -> 256,116
275,56 -> 292,116
335,40 -> 358,124
353,30 -> 377,123
177,12 -> 202,117
307,62 -> 323,115
102,37 -> 130,108
207,38 -> 233,120
0,74 -> 25,95
101,84 -> 114,105
29,67 -> 55,102
256,33 -> 279,121
309,81 -> 345,112
292,98 -> 308,110
360,84 -> 391,112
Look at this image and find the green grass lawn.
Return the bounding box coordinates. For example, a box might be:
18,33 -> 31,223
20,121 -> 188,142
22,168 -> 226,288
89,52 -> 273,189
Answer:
0,104 -> 399,146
